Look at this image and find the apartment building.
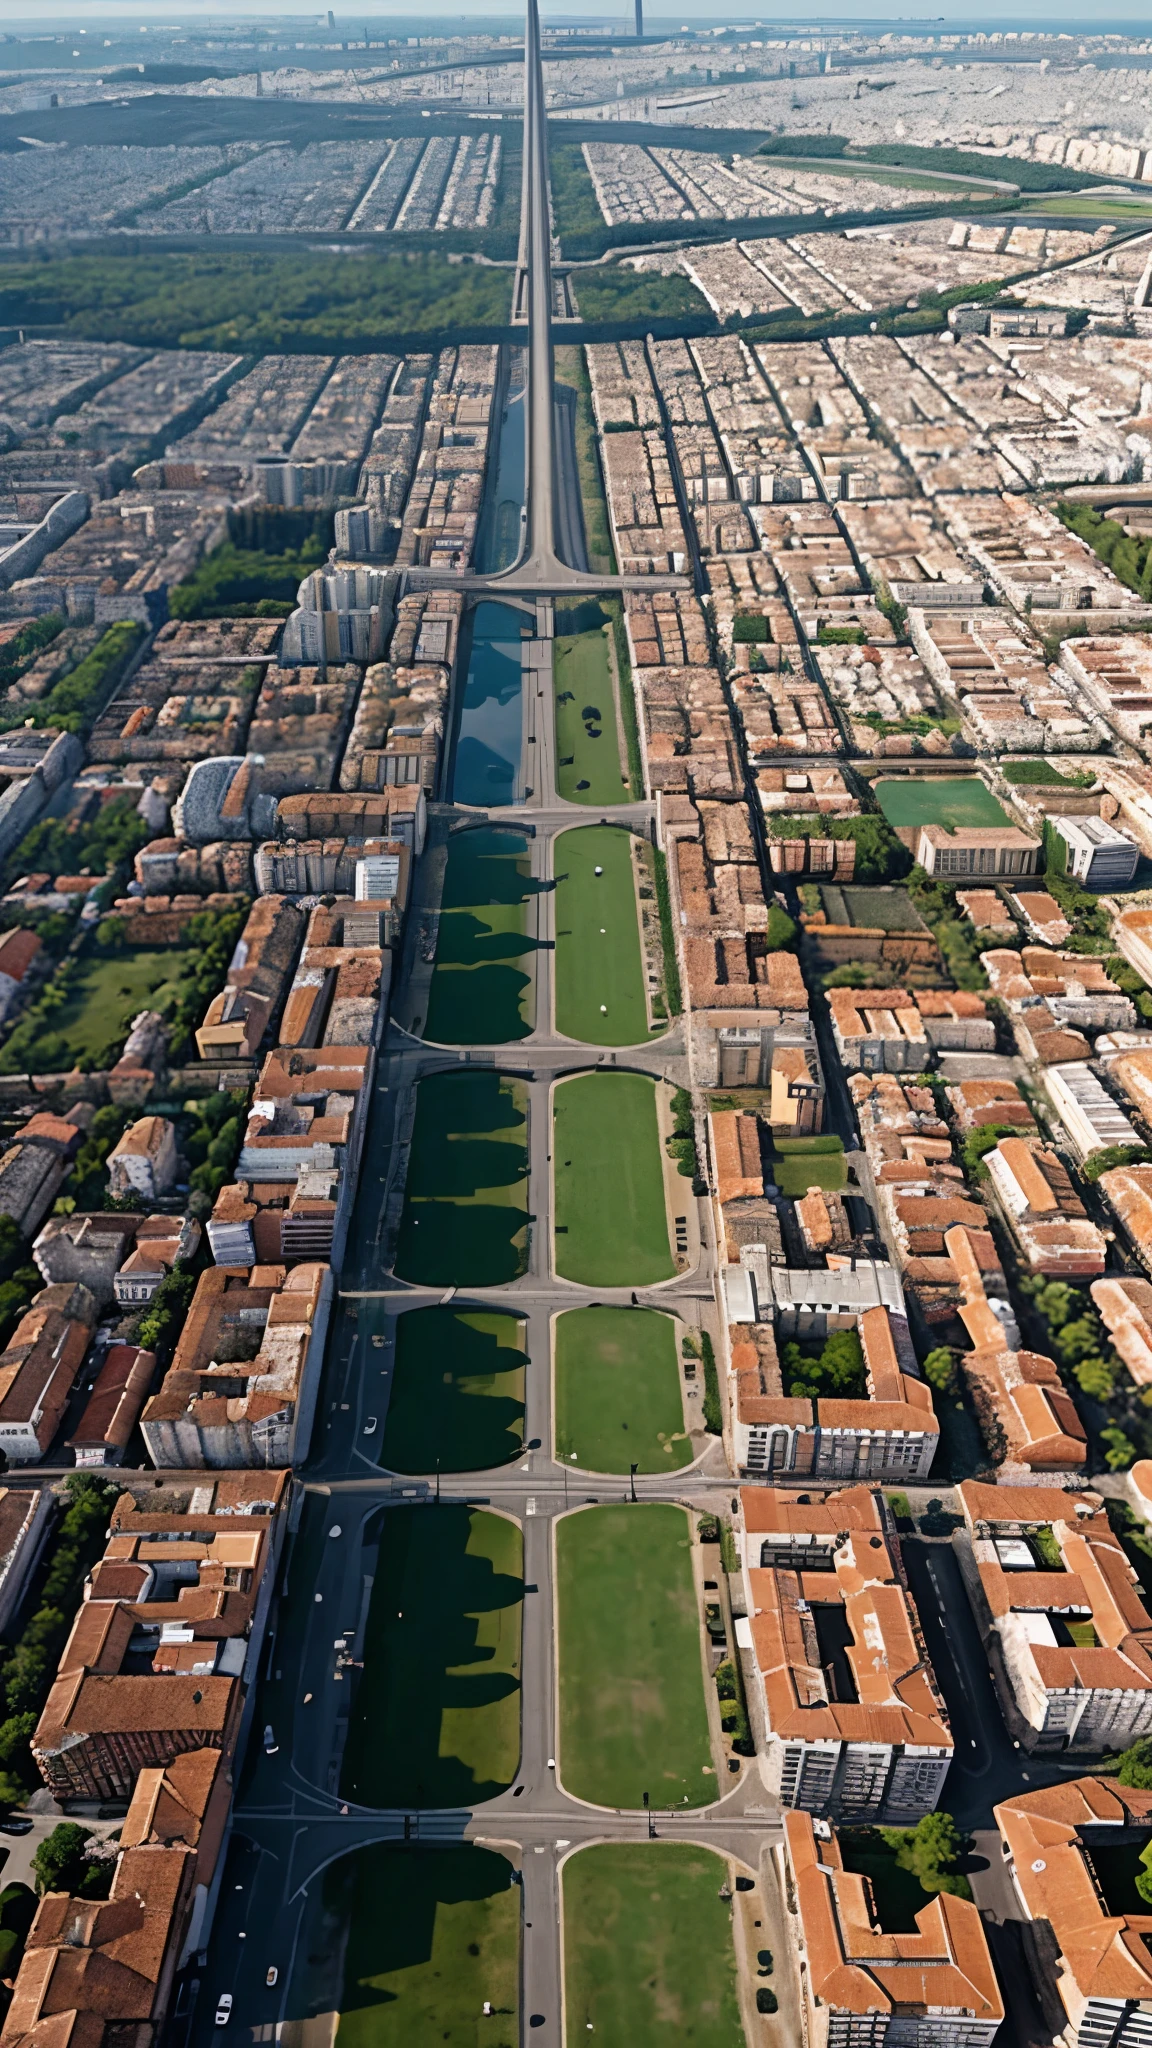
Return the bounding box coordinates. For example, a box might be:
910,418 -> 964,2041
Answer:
830,987 -> 993,1073
194,895 -> 305,1061
996,1779 -> 1152,2048
208,1043 -> 373,1269
734,1303 -> 939,1483
984,1136 -> 1108,1277
1,1747 -> 230,2048
783,1809 -> 1003,2048
1092,1276 -> 1152,1390
1099,1163 -> 1152,1280
31,1470 -> 289,1803
982,947 -> 1135,1036
140,1263 -> 331,1469
0,1281 -> 98,1464
958,1483 -> 1152,1753
740,1485 -> 953,1821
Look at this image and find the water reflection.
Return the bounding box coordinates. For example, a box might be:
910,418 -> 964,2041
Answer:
450,601 -> 525,808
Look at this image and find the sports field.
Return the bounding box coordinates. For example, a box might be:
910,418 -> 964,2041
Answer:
424,826 -> 536,1044
313,1844 -> 519,2048
553,604 -> 629,805
553,1072 -> 674,1286
394,1070 -> 529,1286
554,824 -> 650,1044
562,1843 -> 743,2047
342,1505 -> 523,1809
381,1308 -> 527,1473
554,1306 -> 690,1473
874,777 -> 1012,831
556,1503 -> 712,1807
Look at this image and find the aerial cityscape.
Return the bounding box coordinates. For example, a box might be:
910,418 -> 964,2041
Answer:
8,3 -> 1152,2046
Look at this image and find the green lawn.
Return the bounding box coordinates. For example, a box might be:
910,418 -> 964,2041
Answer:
563,1844 -> 743,2046
554,1307 -> 691,1473
342,1506 -> 523,1809
310,1845 -> 519,2048
394,1070 -> 529,1286
554,825 -> 651,1046
553,1072 -> 674,1286
874,777 -> 1013,831
381,1309 -> 527,1474
0,946 -> 180,1072
556,1503 -> 713,1807
553,607 -> 629,805
769,1141 -> 849,1197
424,826 -> 538,1045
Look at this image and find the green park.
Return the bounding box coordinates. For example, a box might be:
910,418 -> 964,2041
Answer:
556,1503 -> 713,1807
563,1843 -> 743,2046
553,602 -> 629,805
380,1309 -> 527,1474
342,1505 -> 523,1810
394,1069 -> 529,1286
553,1071 -> 674,1286
554,1306 -> 691,1473
423,825 -> 539,1045
299,1843 -> 519,2048
553,823 -> 651,1045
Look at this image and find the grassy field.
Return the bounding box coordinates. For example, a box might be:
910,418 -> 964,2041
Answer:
555,344 -> 616,574
557,1504 -> 712,1807
553,606 -> 629,805
554,825 -> 651,1046
310,1845 -> 519,2048
554,1307 -> 690,1473
563,1844 -> 743,2046
874,777 -> 1013,831
342,1506 -> 523,1809
381,1309 -> 527,1474
769,1139 -> 849,1198
553,1072 -> 674,1286
424,826 -> 537,1045
394,1070 -> 529,1286
0,945 -> 179,1071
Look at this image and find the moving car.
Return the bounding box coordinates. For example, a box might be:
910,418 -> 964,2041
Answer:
215,1995 -> 233,2027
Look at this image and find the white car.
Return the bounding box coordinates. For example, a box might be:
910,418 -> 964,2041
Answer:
265,1968 -> 278,1988
215,1995 -> 233,2027
263,1725 -> 278,1755
363,1417 -> 378,1435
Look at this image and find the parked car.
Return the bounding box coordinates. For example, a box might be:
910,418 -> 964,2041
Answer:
263,1725 -> 278,1755
215,1995 -> 233,2027
265,1968 -> 278,1988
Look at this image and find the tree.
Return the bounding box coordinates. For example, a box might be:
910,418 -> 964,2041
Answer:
1102,1426 -> 1138,1471
923,1348 -> 957,1396
888,1812 -> 970,1896
32,1824 -> 112,1900
1083,1144 -> 1152,1182
1074,1356 -> 1116,1401
1116,1735 -> 1152,1789
1054,1317 -> 1106,1367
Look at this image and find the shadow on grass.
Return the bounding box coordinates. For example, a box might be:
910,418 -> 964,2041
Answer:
341,1505 -> 523,1809
381,1307 -> 527,1473
396,1072 -> 529,1284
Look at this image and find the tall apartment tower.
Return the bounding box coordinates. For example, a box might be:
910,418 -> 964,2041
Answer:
635,0 -> 643,34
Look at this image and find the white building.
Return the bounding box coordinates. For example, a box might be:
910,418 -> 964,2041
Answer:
1044,1063 -> 1140,1162
1052,814 -> 1140,891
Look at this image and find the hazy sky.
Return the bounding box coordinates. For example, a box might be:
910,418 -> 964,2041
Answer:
0,2 -> 1149,23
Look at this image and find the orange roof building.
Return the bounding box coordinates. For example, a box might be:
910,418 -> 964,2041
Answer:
1100,1164 -> 1152,1279
985,1136 -> 1107,1278
740,1485 -> 953,1820
785,1810 -> 1004,2046
734,1305 -> 939,1484
30,1472 -> 288,1805
958,1484 -> 1152,1753
995,1778 -> 1152,2045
